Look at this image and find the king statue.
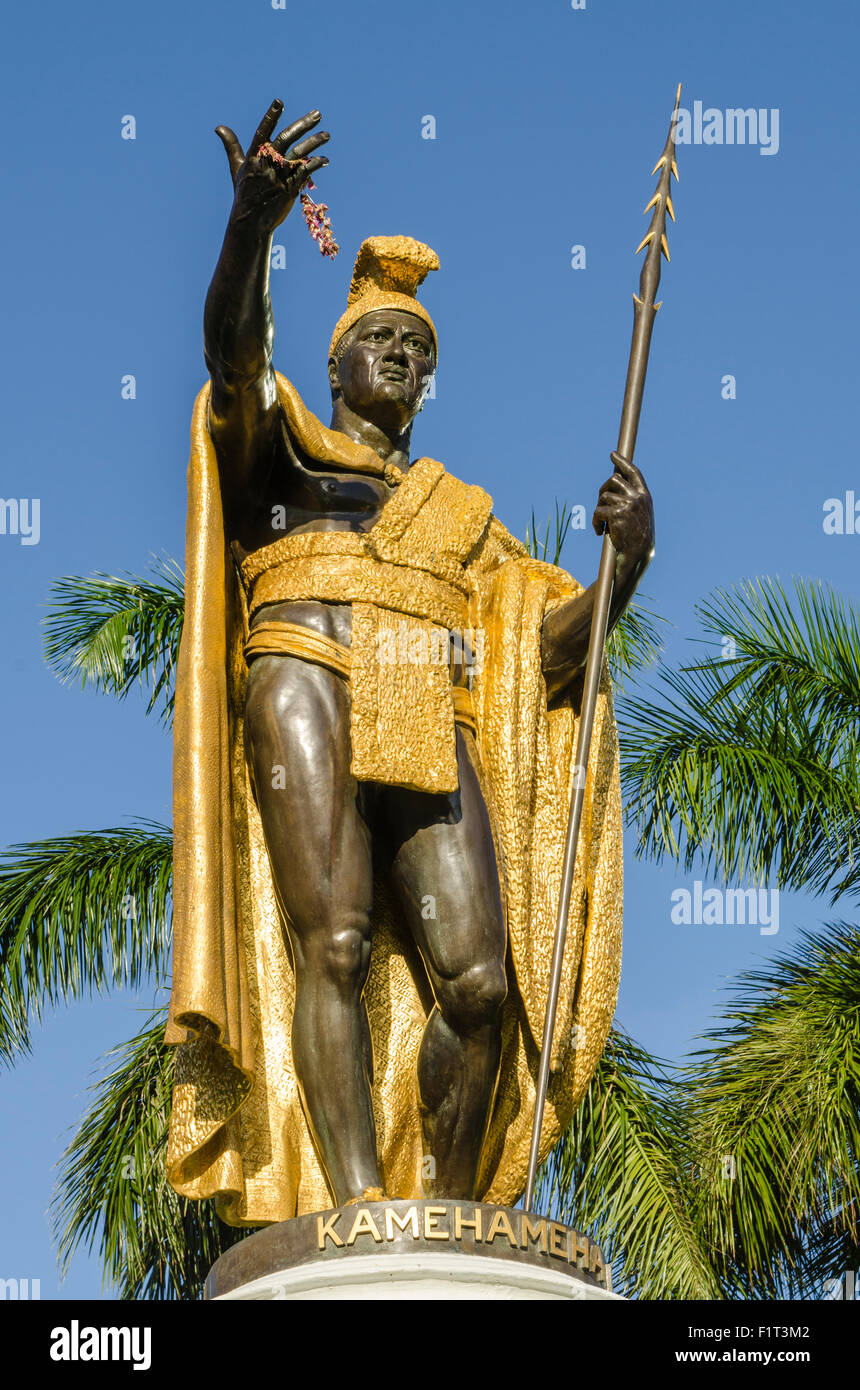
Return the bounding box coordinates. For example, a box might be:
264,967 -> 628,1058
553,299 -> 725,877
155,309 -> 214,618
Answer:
165,99 -> 654,1223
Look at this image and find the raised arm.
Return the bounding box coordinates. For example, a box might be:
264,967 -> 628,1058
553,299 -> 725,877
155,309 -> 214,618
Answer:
541,452 -> 654,700
204,99 -> 330,502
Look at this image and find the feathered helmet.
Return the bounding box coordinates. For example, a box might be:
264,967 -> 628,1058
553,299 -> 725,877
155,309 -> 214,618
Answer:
329,236 -> 439,363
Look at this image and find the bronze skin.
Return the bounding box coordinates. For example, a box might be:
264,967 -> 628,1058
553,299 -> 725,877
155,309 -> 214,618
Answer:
203,100 -> 654,1205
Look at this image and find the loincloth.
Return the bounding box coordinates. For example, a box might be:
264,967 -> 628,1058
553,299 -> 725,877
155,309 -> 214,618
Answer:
243,614 -> 477,793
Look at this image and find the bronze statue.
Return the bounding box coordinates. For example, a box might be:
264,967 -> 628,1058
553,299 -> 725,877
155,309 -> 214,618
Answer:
165,99 -> 653,1224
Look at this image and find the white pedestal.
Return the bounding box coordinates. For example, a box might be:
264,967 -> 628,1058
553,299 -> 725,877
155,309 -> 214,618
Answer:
216,1250 -> 621,1300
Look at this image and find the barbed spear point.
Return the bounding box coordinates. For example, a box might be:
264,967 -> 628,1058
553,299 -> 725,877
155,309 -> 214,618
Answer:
640,85 -> 683,271
634,292 -> 663,311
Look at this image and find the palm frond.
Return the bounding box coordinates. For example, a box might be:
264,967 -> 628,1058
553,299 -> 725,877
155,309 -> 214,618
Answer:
685,923 -> 860,1298
0,823 -> 173,1062
606,596 -> 666,689
525,500 -> 574,565
52,1012 -> 248,1300
696,577 -> 860,744
42,556 -> 184,724
535,1026 -> 722,1299
621,577 -> 860,901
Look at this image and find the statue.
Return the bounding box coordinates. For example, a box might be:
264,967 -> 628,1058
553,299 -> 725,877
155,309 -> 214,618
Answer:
165,99 -> 654,1225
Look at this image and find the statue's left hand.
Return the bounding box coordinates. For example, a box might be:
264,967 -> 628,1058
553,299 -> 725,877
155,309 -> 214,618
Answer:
591,452 -> 655,569
542,453 -> 654,694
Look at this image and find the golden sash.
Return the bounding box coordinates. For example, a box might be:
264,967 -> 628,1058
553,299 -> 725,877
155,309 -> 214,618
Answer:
243,619 -> 478,740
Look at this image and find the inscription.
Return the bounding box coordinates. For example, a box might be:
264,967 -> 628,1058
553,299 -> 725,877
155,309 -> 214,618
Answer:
315,1203 -> 607,1287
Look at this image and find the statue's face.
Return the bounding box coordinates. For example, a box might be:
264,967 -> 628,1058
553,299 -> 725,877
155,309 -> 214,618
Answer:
329,309 -> 435,432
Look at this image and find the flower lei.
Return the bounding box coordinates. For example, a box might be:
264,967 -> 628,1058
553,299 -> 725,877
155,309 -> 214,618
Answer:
257,142 -> 339,259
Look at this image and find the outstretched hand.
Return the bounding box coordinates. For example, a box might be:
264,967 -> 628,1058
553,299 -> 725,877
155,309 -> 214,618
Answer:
215,99 -> 330,235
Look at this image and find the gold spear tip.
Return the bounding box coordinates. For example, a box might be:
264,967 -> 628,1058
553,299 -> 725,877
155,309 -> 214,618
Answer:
671,83 -> 683,178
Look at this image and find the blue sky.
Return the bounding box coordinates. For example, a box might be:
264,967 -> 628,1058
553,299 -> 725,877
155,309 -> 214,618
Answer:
1,0 -> 858,1298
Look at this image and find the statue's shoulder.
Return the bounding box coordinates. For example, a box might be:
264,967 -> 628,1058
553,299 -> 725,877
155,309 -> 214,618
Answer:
431,466 -> 494,545
274,371 -> 389,479
464,513 -> 528,575
376,459 -> 494,568
465,517 -> 585,606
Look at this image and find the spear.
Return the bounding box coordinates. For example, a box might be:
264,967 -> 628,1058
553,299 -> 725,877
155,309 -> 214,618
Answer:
524,84 -> 683,1214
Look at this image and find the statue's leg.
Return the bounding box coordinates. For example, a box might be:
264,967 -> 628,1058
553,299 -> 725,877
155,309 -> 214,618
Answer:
244,654 -> 382,1205
378,728 -> 506,1199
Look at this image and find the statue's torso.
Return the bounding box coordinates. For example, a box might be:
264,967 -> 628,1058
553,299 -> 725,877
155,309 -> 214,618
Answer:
226,415 -> 475,682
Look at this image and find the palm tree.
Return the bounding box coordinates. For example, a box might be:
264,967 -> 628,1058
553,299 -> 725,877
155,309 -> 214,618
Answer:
51,1013 -> 247,1300
685,922 -> 860,1299
621,577 -> 859,901
532,1028 -> 723,1298
613,577 -> 860,1298
0,558 -> 219,1298
537,923 -> 860,1300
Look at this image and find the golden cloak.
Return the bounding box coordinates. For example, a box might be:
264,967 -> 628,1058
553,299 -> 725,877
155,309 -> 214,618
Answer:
166,374 -> 623,1224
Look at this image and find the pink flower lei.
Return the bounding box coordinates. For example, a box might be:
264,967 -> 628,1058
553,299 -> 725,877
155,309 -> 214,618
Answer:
257,142 -> 339,259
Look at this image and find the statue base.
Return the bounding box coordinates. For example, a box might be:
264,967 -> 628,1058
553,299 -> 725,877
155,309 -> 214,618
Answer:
206,1199 -> 620,1301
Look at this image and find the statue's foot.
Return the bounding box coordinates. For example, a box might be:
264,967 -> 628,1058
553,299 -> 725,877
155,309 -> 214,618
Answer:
344,1186 -> 386,1206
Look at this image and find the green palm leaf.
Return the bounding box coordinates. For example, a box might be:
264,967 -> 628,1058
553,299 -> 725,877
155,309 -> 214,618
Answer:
52,1012 -> 248,1300
620,577 -> 860,901
0,823 -> 172,1062
526,500 -> 576,566
606,595 -> 666,690
685,922 -> 860,1299
535,1026 -> 722,1299
42,556 -> 184,724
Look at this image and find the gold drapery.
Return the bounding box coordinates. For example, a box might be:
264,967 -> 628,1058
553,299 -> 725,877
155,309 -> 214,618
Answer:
166,374 -> 623,1224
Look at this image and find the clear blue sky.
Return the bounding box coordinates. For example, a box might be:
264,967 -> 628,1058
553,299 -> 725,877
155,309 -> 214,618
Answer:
1,0 -> 857,1298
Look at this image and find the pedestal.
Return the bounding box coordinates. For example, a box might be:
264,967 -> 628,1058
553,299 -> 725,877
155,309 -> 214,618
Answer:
206,1200 -> 620,1301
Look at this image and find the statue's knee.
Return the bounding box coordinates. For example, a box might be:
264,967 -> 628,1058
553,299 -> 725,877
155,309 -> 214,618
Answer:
307,914 -> 372,996
438,960 -> 507,1031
